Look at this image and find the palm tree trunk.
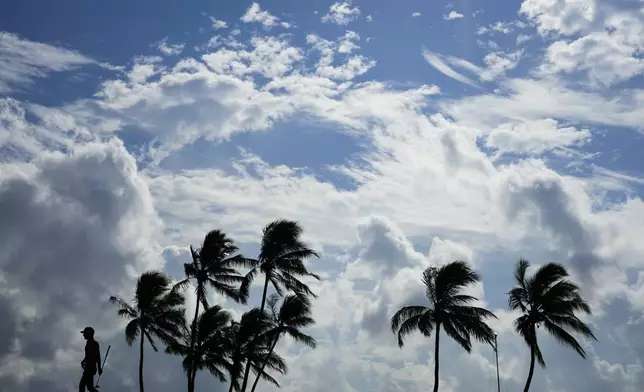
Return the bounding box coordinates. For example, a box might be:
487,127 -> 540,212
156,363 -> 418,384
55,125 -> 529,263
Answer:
139,327 -> 145,392
523,347 -> 536,392
191,362 -> 197,390
250,335 -> 279,392
188,289 -> 202,392
433,323 -> 440,392
240,275 -> 271,392
259,274 -> 270,312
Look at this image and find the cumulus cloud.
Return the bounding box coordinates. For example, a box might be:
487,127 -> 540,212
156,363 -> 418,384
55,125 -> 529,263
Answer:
540,12 -> 644,87
322,1 -> 361,25
519,0 -> 596,36
0,140 -> 174,391
154,37 -> 185,56
486,118 -> 590,155
241,2 -> 290,29
210,17 -> 228,30
0,32 -> 95,93
443,11 -> 464,20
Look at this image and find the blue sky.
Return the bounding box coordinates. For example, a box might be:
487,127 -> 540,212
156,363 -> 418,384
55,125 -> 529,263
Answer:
2,0 -> 644,392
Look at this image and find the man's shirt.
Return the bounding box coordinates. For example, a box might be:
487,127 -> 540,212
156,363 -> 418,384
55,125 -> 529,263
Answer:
84,340 -> 101,371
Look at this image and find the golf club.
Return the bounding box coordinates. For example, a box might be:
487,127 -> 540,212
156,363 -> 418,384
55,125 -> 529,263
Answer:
95,344 -> 111,389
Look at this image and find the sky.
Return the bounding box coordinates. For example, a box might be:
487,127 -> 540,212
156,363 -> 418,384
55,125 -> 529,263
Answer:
1,0 -> 644,391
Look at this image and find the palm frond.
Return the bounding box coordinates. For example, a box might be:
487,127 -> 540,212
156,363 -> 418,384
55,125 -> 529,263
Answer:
442,319 -> 472,352
546,314 -> 596,340
390,306 -> 430,332
543,320 -> 588,358
124,319 -> 140,346
514,259 -> 530,287
435,261 -> 480,303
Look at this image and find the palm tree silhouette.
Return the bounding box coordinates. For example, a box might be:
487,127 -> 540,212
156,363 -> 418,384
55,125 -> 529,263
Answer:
165,305 -> 233,387
508,260 -> 596,392
249,294 -> 317,392
226,309 -> 287,392
175,230 -> 252,392
391,261 -> 497,392
109,271 -> 186,392
239,220 -> 319,392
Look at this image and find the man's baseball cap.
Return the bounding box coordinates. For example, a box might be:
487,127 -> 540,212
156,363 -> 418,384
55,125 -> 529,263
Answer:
81,327 -> 95,335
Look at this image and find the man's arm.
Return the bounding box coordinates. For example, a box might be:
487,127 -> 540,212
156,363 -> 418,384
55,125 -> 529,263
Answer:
94,342 -> 103,373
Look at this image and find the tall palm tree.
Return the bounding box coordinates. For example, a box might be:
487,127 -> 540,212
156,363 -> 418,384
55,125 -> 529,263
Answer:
391,261 -> 497,392
508,260 -> 596,392
238,220 -> 319,392
110,271 -> 186,392
165,305 -> 233,388
175,230 -> 252,392
249,294 -> 316,392
226,309 -> 288,392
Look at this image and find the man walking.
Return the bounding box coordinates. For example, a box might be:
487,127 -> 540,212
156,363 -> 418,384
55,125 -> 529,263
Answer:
80,327 -> 103,392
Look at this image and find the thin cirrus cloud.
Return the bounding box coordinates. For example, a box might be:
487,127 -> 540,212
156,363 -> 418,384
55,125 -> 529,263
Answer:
421,50 -> 480,87
0,32 -> 96,93
421,49 -> 524,85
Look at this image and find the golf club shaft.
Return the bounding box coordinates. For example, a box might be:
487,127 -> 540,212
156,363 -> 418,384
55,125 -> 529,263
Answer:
95,345 -> 111,385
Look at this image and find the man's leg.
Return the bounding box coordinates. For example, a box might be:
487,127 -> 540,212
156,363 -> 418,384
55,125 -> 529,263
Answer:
79,373 -> 88,392
86,372 -> 98,392
79,372 -> 95,392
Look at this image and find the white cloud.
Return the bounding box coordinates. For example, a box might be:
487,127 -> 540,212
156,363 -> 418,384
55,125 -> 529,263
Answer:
422,50 -> 480,87
441,77 -> 644,130
539,12 -> 644,87
0,139 -> 173,391
477,21 -> 526,36
480,50 -> 523,81
517,33 -> 533,45
443,11 -> 464,20
486,118 -> 591,155
0,32 -> 95,93
240,2 -> 290,29
322,1 -> 361,26
337,30 -> 361,54
520,0 -> 596,36
154,37 -> 185,56
210,17 -> 228,29
422,50 -> 522,85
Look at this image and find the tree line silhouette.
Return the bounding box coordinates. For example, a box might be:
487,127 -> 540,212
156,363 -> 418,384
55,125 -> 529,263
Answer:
109,219 -> 595,392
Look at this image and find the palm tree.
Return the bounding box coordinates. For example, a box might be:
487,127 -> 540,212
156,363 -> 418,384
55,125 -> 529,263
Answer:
391,261 -> 497,392
165,305 -> 233,388
226,309 -> 288,392
249,294 -> 317,392
175,230 -> 252,392
110,271 -> 186,392
508,260 -> 596,392
238,220 -> 319,392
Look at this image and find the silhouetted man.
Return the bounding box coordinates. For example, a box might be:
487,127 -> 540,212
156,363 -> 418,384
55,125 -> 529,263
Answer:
80,327 -> 102,392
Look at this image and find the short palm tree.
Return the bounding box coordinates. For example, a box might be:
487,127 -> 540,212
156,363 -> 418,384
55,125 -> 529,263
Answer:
226,309 -> 288,392
110,271 -> 186,392
249,294 -> 317,392
175,230 -> 252,392
239,220 -> 319,391
391,261 -> 497,392
509,259 -> 596,392
165,305 -> 233,387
